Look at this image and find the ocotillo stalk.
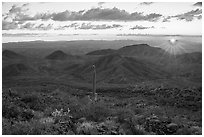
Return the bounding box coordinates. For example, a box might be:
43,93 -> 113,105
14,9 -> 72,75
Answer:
92,65 -> 97,101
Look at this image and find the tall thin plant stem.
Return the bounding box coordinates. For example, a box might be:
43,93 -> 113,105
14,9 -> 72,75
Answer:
92,65 -> 97,101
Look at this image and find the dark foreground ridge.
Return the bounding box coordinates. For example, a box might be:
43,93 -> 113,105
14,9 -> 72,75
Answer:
2,86 -> 202,135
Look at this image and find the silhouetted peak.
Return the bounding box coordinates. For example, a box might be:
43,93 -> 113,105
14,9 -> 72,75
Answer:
45,50 -> 69,60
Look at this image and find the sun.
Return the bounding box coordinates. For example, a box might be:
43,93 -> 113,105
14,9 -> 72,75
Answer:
169,38 -> 177,45
159,38 -> 186,56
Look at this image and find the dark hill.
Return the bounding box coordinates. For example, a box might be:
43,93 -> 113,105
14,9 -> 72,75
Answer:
86,49 -> 116,55
45,50 -> 70,60
3,50 -> 24,60
71,53 -> 169,84
86,44 -> 166,60
117,44 -> 165,57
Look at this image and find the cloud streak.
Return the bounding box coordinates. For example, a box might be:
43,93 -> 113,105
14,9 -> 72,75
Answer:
140,2 -> 154,5
2,21 -> 18,30
193,2 -> 202,7
163,9 -> 202,22
78,23 -> 122,30
175,9 -> 202,21
130,25 -> 154,30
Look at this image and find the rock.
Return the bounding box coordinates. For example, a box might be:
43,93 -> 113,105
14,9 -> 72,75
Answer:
118,127 -> 126,135
110,131 -> 118,135
151,115 -> 158,119
190,126 -> 202,135
134,125 -> 146,135
78,117 -> 86,123
96,119 -> 119,135
145,115 -> 173,135
160,116 -> 171,124
166,123 -> 178,133
106,116 -> 118,121
134,114 -> 145,124
40,117 -> 55,124
76,121 -> 98,135
166,123 -> 178,129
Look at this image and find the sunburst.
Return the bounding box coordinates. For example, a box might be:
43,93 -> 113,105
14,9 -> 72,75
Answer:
162,38 -> 187,56
156,37 -> 187,64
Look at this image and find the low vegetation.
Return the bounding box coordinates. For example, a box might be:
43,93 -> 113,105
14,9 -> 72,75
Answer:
2,85 -> 202,135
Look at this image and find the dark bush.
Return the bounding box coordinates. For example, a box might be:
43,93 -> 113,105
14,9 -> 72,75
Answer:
2,118 -> 12,135
21,93 -> 45,111
176,127 -> 193,135
2,103 -> 22,119
21,109 -> 34,121
80,101 -> 112,122
114,108 -> 134,123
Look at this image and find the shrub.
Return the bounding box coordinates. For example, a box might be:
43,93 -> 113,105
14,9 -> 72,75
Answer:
21,93 -> 45,111
114,108 -> 134,123
8,121 -> 32,135
176,126 -> 202,135
131,125 -> 147,135
2,118 -> 12,135
76,121 -> 98,135
2,103 -> 22,119
20,109 -> 34,121
3,119 -> 55,135
176,127 -> 193,135
80,101 -> 112,122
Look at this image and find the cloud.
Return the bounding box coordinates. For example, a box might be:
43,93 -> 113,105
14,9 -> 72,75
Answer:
20,22 -> 35,29
193,2 -> 202,7
19,22 -> 53,30
2,21 -> 18,30
162,9 -> 202,22
55,23 -> 79,30
22,3 -> 30,7
33,13 -> 52,21
8,4 -> 29,16
3,4 -> 51,22
2,33 -> 41,37
51,7 -> 162,22
162,16 -> 171,22
4,5 -> 162,22
3,4 -> 32,22
174,9 -> 202,21
130,25 -> 154,30
140,2 -> 154,5
98,2 -> 105,7
55,23 -> 122,30
78,23 -> 122,30
35,23 -> 53,30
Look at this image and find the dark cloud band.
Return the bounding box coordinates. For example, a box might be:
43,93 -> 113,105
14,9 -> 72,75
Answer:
4,5 -> 162,22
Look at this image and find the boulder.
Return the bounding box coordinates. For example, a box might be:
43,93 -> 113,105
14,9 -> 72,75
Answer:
166,123 -> 178,133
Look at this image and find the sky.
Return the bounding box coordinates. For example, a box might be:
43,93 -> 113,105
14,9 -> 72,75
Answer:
2,2 -> 202,42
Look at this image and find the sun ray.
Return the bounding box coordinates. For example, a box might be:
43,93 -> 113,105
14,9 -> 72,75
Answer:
161,38 -> 188,56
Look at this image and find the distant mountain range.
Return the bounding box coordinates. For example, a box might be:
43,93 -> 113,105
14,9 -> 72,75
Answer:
86,44 -> 201,64
2,43 -> 202,84
71,53 -> 170,83
86,44 -> 165,58
86,49 -> 116,56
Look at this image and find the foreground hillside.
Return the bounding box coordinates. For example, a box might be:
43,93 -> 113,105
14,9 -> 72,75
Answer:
2,84 -> 201,135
